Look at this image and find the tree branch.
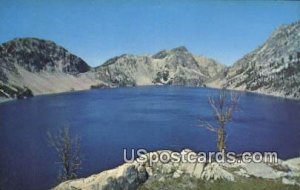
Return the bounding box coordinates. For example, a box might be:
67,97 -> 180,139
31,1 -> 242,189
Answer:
198,119 -> 217,132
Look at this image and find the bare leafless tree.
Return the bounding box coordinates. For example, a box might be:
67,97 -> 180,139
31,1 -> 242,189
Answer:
199,88 -> 240,153
47,127 -> 82,182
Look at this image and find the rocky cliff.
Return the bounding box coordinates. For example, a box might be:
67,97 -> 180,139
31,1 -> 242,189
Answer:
0,38 -> 101,100
93,46 -> 225,87
54,149 -> 300,190
220,21 -> 300,99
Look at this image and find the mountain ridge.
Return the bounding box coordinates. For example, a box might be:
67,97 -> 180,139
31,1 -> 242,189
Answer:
219,20 -> 300,99
93,45 -> 225,87
1,20 -> 300,101
0,38 -> 101,100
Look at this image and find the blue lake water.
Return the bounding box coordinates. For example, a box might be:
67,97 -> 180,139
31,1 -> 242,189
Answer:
0,86 -> 300,190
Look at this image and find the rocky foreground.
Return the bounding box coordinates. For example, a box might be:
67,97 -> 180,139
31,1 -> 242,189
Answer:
54,150 -> 300,190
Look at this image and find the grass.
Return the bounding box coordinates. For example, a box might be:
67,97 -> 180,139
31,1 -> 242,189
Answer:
138,175 -> 299,190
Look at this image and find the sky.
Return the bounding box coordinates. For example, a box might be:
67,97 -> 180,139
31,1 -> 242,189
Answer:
0,0 -> 299,66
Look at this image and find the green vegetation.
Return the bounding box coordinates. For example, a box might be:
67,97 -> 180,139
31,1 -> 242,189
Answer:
0,83 -> 16,97
90,83 -> 109,89
139,175 -> 299,190
0,83 -> 33,99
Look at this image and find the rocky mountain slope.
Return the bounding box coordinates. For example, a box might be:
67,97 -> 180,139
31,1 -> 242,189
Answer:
0,38 -> 224,103
220,21 -> 300,99
93,46 -> 225,87
54,149 -> 300,190
1,20 -> 300,101
92,20 -> 300,99
0,38 -> 101,100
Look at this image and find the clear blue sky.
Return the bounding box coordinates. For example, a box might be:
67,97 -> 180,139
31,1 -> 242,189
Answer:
0,0 -> 299,66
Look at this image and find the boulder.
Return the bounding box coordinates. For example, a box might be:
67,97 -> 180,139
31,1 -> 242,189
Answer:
53,163 -> 148,190
201,162 -> 235,181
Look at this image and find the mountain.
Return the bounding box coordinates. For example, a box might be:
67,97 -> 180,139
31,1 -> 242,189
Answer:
221,21 -> 300,99
91,20 -> 300,99
93,46 -> 225,87
0,39 -> 224,102
1,20 -> 300,101
0,38 -> 101,100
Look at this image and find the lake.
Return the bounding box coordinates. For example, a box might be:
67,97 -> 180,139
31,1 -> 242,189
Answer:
0,86 -> 300,190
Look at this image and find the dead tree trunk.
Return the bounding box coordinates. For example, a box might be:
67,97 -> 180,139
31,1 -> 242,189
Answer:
47,127 -> 82,182
199,88 -> 239,153
217,127 -> 226,152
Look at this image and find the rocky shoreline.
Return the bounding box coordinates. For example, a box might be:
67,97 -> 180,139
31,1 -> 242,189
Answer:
1,84 -> 299,107
53,149 -> 300,190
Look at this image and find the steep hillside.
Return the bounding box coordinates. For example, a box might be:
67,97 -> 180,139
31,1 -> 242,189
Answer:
0,38 -> 101,100
94,46 -> 225,87
223,21 -> 300,98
